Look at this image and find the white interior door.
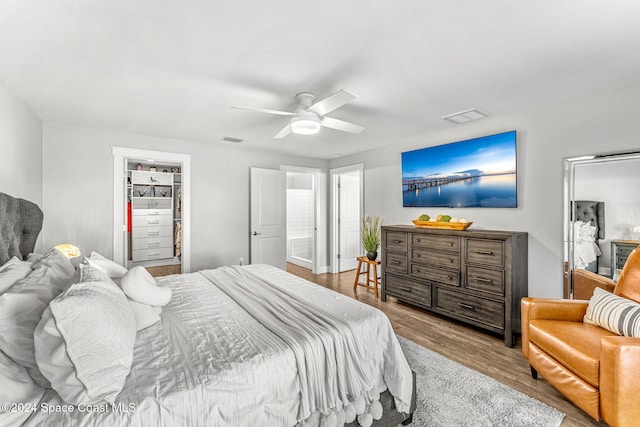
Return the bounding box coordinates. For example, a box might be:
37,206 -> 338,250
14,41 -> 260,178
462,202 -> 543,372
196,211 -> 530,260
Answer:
338,172 -> 361,271
250,167 -> 286,270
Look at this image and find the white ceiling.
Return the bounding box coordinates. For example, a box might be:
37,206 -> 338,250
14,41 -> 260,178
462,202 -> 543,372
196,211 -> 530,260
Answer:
1,1 -> 640,159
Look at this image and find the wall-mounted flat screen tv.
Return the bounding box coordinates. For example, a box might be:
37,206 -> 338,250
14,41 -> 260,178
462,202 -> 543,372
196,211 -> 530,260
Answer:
402,130 -> 517,208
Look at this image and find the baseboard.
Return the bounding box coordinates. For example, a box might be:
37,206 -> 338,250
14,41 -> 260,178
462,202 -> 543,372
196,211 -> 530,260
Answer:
314,265 -> 329,274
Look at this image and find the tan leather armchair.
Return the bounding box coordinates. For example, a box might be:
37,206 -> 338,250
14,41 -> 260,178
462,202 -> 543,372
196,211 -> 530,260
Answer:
521,248 -> 640,427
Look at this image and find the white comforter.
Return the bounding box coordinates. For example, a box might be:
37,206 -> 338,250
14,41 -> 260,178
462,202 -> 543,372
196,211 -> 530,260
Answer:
24,265 -> 412,427
573,221 -> 601,270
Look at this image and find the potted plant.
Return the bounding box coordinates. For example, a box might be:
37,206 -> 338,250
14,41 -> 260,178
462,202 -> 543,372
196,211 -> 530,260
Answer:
360,216 -> 383,260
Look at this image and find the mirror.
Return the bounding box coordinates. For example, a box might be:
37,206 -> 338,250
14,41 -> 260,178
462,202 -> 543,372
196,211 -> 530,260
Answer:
563,151 -> 640,298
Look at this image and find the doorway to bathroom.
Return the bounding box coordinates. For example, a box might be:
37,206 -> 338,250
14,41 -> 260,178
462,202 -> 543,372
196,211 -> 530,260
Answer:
286,170 -> 315,270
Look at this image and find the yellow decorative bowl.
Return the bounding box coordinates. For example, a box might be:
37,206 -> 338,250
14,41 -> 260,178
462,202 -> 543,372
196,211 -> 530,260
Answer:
412,220 -> 473,230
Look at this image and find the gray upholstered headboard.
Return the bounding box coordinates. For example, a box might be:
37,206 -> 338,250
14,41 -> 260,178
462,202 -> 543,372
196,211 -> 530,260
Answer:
574,200 -> 605,240
574,200 -> 605,272
0,192 -> 43,265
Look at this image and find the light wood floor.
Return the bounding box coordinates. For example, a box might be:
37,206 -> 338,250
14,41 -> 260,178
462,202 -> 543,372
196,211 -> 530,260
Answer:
147,264 -> 181,277
286,263 -> 604,427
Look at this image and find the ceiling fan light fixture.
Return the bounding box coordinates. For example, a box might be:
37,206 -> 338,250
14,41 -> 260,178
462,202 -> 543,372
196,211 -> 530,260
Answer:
290,113 -> 321,135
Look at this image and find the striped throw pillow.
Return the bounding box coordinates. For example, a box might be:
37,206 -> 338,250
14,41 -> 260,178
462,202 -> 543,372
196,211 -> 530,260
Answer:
584,287 -> 640,337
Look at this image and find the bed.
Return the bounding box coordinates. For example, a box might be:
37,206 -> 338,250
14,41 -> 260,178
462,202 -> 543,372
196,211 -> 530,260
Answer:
0,192 -> 416,427
573,200 -> 605,272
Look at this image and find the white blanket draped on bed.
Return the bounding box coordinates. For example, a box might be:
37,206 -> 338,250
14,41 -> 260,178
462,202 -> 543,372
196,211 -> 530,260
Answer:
23,265 -> 412,427
201,265 -> 405,425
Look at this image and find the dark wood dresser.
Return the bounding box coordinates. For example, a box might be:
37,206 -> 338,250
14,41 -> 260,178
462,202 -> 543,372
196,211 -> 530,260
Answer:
381,225 -> 528,347
610,239 -> 640,280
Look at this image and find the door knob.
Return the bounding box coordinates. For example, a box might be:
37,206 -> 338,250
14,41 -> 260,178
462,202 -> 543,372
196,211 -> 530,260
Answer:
252,231 -> 261,236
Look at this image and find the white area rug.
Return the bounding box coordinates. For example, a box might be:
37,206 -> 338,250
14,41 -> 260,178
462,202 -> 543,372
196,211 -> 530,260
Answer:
398,336 -> 565,427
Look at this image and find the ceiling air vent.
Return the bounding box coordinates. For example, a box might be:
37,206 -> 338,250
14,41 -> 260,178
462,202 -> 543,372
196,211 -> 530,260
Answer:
222,136 -> 243,143
441,108 -> 489,125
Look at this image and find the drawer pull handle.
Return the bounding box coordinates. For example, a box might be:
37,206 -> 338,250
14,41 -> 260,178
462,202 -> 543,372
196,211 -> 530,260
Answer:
458,303 -> 475,310
148,231 -> 160,236
447,276 -> 453,280
448,258 -> 455,263
148,211 -> 159,216
448,242 -> 454,246
475,250 -> 494,255
391,260 -> 402,265
399,287 -> 412,292
148,253 -> 160,258
474,276 -> 493,283
148,220 -> 160,225
415,253 -> 421,257
392,240 -> 403,244
148,242 -> 160,248
415,269 -> 421,273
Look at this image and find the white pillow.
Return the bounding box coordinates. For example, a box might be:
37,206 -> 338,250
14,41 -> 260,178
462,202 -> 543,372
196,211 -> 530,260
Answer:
0,256 -> 32,294
78,261 -> 113,283
0,350 -> 45,427
86,251 -> 128,279
26,253 -> 43,264
120,266 -> 172,307
0,248 -> 75,387
34,277 -> 136,405
128,298 -> 162,331
584,287 -> 640,337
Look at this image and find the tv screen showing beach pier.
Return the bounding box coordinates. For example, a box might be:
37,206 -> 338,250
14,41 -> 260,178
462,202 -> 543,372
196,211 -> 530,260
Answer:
402,131 -> 517,208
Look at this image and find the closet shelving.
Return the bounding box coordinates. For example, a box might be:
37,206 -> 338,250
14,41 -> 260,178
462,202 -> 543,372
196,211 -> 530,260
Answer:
126,162 -> 182,267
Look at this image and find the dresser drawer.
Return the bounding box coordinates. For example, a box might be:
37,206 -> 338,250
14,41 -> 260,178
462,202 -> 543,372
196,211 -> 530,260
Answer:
132,214 -> 173,227
132,208 -> 173,216
412,248 -> 460,269
466,239 -> 504,267
411,264 -> 459,287
465,266 -> 504,296
132,225 -> 173,239
385,232 -> 408,253
434,287 -> 504,329
412,234 -> 460,251
616,245 -> 638,257
132,236 -> 173,251
131,171 -> 173,185
385,252 -> 408,274
132,247 -> 174,262
616,255 -> 629,267
385,274 -> 431,307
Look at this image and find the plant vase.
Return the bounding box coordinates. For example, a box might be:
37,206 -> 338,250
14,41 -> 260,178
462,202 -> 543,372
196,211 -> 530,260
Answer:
361,216 -> 383,262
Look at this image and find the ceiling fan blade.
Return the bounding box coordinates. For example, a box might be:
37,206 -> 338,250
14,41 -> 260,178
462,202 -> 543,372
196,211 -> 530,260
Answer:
321,117 -> 364,134
308,89 -> 356,116
232,105 -> 296,116
274,124 -> 292,139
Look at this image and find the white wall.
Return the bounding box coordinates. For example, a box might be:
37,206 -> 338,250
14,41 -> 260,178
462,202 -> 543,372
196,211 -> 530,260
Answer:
0,81 -> 43,206
42,123 -> 329,271
330,83 -> 640,298
575,158 -> 640,269
8,80 -> 640,296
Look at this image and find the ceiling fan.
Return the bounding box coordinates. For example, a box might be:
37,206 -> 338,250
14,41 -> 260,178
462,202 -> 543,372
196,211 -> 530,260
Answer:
232,89 -> 364,139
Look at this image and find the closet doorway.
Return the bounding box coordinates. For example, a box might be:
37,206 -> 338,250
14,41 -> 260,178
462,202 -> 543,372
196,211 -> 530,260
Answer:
112,147 -> 191,273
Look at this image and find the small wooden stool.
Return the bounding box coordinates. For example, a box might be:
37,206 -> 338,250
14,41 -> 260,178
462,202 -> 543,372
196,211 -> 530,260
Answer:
353,256 -> 382,298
